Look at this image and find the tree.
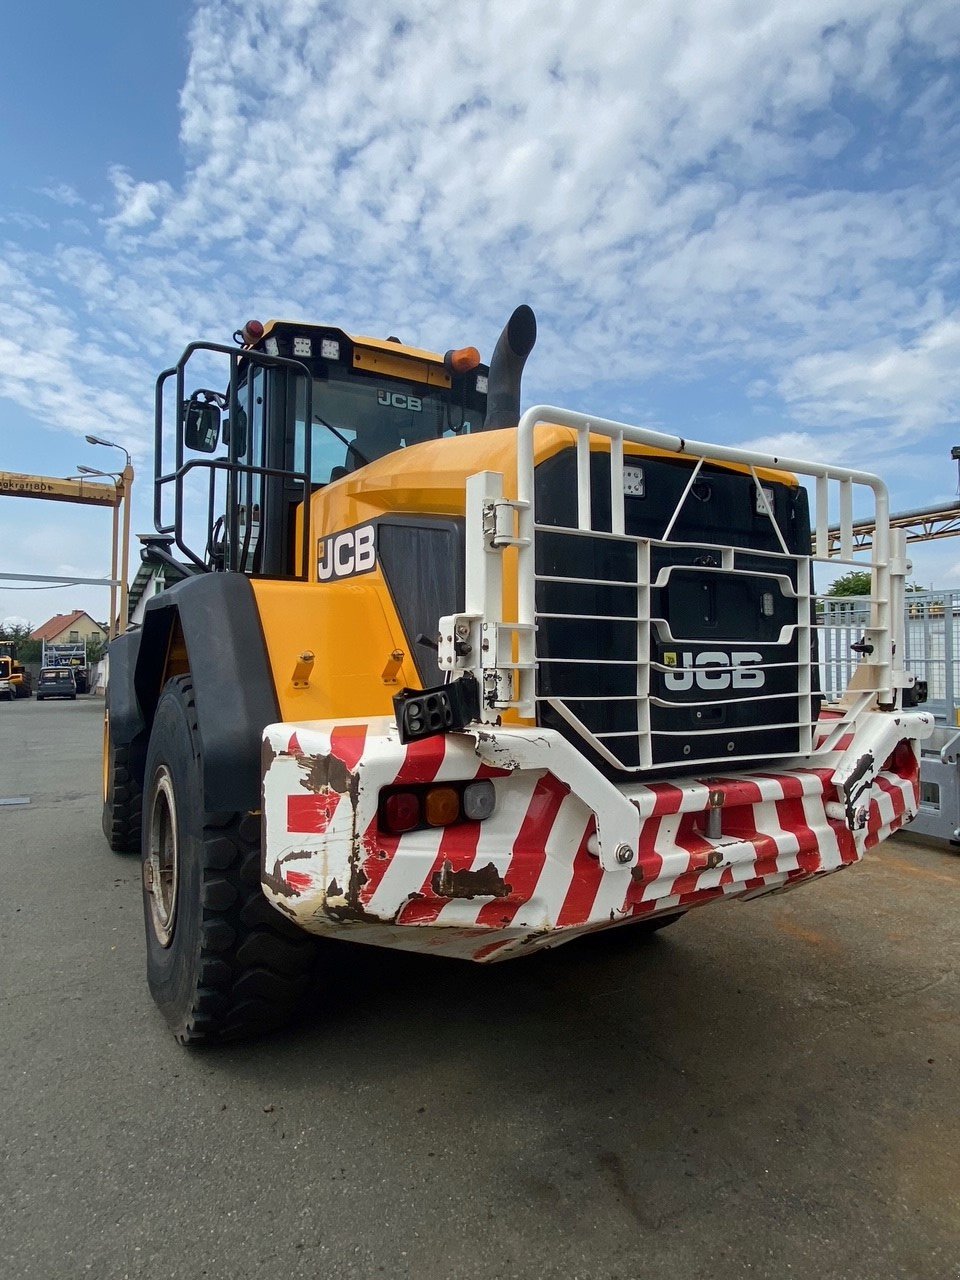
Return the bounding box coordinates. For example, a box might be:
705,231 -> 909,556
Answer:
825,569 -> 924,597
825,570 -> 872,597
0,621 -> 41,664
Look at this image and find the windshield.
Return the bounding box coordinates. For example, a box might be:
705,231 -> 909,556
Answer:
42,669 -> 73,682
294,367 -> 485,485
0,658 -> 10,678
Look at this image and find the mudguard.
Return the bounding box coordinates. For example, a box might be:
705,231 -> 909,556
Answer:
132,573 -> 279,813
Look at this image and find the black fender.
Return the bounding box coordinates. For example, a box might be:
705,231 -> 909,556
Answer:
115,573 -> 279,814
106,629 -> 149,784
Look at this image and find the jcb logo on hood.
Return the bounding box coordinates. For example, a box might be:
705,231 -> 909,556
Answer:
317,523 -> 376,582
663,651 -> 764,691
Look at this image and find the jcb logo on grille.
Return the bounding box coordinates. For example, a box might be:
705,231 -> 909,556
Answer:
663,651 -> 764,691
317,523 -> 377,582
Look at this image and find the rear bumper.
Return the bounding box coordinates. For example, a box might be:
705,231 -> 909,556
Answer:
261,710 -> 933,961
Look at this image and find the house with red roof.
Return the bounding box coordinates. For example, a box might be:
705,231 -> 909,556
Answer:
30,611 -> 107,649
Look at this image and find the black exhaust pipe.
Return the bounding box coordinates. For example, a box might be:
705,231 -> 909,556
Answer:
482,304 -> 537,430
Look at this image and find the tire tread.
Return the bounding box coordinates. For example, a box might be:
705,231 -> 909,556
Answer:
147,675 -> 316,1046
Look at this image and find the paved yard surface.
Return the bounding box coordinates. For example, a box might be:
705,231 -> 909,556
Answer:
1,695 -> 958,1279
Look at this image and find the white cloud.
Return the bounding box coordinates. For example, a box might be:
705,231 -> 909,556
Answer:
0,0 -> 958,521
780,314 -> 960,433
38,182 -> 85,208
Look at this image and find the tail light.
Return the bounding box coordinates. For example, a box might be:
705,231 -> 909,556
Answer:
379,779 -> 496,834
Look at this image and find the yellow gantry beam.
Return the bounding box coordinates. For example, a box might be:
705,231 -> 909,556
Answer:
0,471 -> 120,507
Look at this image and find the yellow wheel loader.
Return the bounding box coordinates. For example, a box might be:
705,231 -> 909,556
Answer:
102,306 -> 932,1044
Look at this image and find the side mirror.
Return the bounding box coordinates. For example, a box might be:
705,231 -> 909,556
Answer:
182,394 -> 221,453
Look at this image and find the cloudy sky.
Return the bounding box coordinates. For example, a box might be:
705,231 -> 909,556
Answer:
2,0 -> 960,628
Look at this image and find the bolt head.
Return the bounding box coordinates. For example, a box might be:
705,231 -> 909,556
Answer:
615,843 -> 634,865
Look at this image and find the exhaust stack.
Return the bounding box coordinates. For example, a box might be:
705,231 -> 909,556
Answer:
482,305 -> 537,430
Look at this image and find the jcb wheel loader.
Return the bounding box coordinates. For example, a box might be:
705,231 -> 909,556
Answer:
102,305 -> 932,1044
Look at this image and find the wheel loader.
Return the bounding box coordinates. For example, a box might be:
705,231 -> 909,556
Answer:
102,304 -> 932,1044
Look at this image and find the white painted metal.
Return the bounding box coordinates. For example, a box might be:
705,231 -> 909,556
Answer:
450,405 -> 902,773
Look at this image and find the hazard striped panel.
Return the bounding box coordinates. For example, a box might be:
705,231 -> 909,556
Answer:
260,714 -> 924,963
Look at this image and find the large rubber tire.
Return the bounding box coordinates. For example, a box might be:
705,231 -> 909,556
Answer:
142,675 -> 317,1045
102,739 -> 143,854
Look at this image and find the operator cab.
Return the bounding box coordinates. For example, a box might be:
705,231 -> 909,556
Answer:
156,306 -> 536,580
237,322 -> 488,488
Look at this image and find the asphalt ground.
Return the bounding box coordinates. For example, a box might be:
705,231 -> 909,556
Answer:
1,694 -> 958,1280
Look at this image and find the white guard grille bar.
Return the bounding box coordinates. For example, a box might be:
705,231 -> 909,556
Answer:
439,405 -> 909,774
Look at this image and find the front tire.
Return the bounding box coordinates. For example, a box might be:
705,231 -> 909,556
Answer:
102,732 -> 143,854
142,676 -> 317,1045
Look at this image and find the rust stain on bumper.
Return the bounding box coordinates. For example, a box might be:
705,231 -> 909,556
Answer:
431,859 -> 511,900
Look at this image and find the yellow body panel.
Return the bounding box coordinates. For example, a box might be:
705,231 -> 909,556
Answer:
352,346 -> 452,388
251,576 -> 419,723
308,424 -> 797,532
259,424 -> 797,726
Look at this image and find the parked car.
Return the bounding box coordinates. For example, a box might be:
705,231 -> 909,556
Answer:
0,677 -> 12,701
36,668 -> 77,701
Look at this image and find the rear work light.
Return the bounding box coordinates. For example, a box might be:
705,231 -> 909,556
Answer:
378,779 -> 496,835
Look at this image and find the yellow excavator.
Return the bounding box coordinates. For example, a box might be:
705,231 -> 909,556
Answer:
101,306 -> 931,1044
0,642 -> 32,699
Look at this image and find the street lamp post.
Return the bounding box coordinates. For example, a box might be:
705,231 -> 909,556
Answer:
85,436 -> 134,637
77,465 -> 121,640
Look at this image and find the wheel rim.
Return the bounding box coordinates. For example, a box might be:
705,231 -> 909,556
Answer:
145,765 -> 179,947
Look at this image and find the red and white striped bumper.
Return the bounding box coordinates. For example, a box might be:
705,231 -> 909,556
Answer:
261,710 -> 933,962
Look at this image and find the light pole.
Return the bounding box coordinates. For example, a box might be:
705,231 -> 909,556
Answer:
77,465 -> 121,641
85,436 -> 134,637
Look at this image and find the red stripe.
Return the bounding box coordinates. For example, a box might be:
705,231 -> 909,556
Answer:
329,724 -> 368,773
474,762 -> 512,780
396,820 -> 484,925
393,736 -> 447,784
475,774 -> 569,928
285,870 -> 312,893
829,817 -> 858,863
644,782 -> 686,816
668,815 -> 722,896
875,773 -> 907,821
286,731 -> 302,755
703,777 -> 764,806
556,817 -> 602,927
474,939 -> 514,961
775,795 -> 819,874
357,830 -> 401,905
287,792 -> 340,834
357,737 -> 450,907
630,813 -> 666,888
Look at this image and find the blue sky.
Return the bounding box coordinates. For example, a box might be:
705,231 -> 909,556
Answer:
2,0 -> 960,628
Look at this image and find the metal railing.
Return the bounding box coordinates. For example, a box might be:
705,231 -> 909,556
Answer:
820,590 -> 960,725
460,406 -> 910,774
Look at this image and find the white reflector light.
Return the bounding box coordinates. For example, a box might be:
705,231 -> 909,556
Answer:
476,374 -> 488,394
321,338 -> 340,360
463,779 -> 496,821
293,336 -> 312,357
265,336 -> 279,356
756,486 -> 774,514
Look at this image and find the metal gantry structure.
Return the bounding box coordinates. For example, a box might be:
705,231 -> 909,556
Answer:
826,500 -> 960,554
0,445 -> 134,637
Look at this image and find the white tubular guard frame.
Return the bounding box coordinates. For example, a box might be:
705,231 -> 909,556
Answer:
439,405 -> 910,775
